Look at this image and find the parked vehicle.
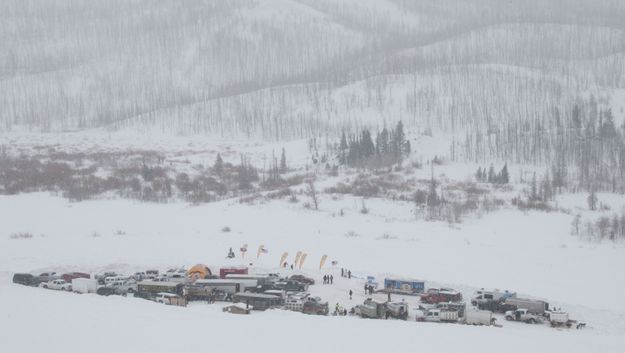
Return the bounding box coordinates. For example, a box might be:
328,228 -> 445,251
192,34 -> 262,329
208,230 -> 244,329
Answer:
263,290 -> 287,301
107,280 -> 138,295
505,308 -> 543,324
96,286 -> 118,296
302,297 -> 329,316
132,272 -> 147,281
383,278 -> 425,295
194,279 -> 257,294
471,289 -> 516,312
464,308 -> 496,326
95,272 -> 118,285
546,311 -> 577,328
165,273 -> 187,283
384,302 -> 409,320
416,308 -> 459,323
184,284 -> 214,301
145,270 -> 159,280
155,292 -> 181,305
420,288 -> 462,304
39,279 -> 72,291
226,274 -> 278,287
72,278 -> 98,294
136,281 -> 184,299
103,275 -> 129,286
504,297 -> 549,315
289,274 -> 315,285
232,292 -> 283,311
272,280 -> 307,292
284,293 -> 310,312
219,266 -> 248,279
353,299 -> 387,319
436,302 -> 466,318
61,272 -> 90,283
12,273 -> 39,286
37,272 -> 60,283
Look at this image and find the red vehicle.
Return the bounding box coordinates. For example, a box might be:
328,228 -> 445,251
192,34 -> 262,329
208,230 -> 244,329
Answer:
420,288 -> 463,304
62,272 -> 90,282
219,266 -> 248,279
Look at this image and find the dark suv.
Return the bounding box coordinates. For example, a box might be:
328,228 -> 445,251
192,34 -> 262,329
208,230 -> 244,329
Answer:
12,273 -> 39,286
289,275 -> 315,285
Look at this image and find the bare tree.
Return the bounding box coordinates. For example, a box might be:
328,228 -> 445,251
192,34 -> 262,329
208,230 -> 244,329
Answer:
305,179 -> 319,210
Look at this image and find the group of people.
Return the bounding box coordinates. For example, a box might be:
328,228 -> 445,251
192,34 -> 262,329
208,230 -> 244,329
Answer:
322,274 -> 334,284
340,268 -> 352,279
364,284 -> 375,295
334,302 -> 348,316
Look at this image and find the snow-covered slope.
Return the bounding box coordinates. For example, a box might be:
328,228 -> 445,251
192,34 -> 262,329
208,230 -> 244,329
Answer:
1,192 -> 624,353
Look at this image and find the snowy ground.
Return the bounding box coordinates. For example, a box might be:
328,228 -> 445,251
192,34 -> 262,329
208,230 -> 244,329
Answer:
1,191 -> 624,353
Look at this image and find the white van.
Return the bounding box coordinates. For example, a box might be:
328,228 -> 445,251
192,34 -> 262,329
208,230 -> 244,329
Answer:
155,292 -> 179,304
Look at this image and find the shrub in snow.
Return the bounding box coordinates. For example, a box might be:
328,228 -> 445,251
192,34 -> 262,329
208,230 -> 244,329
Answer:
222,226 -> 231,233
344,231 -> 360,238
9,232 -> 34,239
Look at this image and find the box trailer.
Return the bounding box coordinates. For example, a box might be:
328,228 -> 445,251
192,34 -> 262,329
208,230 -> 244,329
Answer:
72,278 -> 98,294
194,279 -> 258,294
219,266 -> 248,279
464,309 -> 495,326
232,292 -> 283,311
384,278 -> 425,295
137,281 -> 184,299
504,297 -> 549,315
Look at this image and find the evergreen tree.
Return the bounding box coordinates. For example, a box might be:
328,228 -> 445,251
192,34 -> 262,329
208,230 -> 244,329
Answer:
476,167 -> 482,182
499,163 -> 509,184
488,164 -> 495,183
376,128 -> 389,155
339,131 -> 348,164
214,153 -> 224,174
279,148 -> 287,173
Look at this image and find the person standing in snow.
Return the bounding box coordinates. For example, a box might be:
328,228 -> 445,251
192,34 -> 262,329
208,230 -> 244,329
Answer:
349,289 -> 353,300
330,275 -> 333,284
348,270 -> 351,279
341,268 -> 344,277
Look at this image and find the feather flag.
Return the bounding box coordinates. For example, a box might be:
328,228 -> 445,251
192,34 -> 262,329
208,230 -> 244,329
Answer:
298,253 -> 307,269
256,245 -> 266,259
294,251 -> 302,267
279,252 -> 289,267
319,254 -> 328,270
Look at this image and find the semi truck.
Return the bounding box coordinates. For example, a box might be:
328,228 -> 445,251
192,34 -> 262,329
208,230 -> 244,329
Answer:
383,278 -> 425,295
504,297 -> 549,315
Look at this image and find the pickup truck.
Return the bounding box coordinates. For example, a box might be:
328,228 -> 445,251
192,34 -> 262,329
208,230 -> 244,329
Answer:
39,279 -> 72,291
505,308 -> 542,324
416,308 -> 459,323
272,280 -> 308,292
353,299 -> 387,319
385,302 -> 409,320
107,280 -> 138,295
302,297 -> 329,315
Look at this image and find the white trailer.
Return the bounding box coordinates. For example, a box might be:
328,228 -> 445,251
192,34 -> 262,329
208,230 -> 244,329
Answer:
464,309 -> 495,326
194,279 -> 258,294
417,309 -> 460,323
72,278 -> 98,294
